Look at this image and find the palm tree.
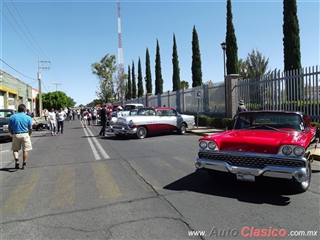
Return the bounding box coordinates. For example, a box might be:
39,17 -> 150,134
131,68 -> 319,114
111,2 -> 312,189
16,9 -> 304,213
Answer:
180,80 -> 189,89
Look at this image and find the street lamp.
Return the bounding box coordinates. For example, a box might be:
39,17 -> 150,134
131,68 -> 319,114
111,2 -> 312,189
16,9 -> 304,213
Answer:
220,42 -> 227,76
52,82 -> 62,91
221,42 -> 227,117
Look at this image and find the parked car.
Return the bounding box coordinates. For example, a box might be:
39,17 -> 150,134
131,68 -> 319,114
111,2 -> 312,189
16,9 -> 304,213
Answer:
195,110 -> 318,193
32,121 -> 50,131
111,107 -> 195,139
0,109 -> 15,141
118,103 -> 144,117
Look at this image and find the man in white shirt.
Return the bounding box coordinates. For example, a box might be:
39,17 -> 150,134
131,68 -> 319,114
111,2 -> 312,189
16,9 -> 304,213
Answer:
56,108 -> 67,134
48,108 -> 57,136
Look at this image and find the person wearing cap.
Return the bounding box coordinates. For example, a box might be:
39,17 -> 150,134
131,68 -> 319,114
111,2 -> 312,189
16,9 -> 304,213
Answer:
116,106 -> 122,118
237,100 -> 247,114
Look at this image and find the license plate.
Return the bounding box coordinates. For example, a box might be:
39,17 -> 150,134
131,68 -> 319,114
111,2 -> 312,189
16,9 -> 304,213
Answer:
236,173 -> 255,182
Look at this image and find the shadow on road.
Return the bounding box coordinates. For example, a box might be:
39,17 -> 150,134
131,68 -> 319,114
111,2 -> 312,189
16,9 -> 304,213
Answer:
163,170 -> 297,206
0,167 -> 19,173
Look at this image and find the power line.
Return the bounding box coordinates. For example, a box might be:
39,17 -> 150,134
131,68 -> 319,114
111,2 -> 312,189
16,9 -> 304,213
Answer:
0,59 -> 38,83
10,0 -> 49,60
0,9 -> 41,59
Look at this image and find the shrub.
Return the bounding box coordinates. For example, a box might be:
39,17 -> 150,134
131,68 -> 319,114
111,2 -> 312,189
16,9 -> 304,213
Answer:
196,115 -> 211,126
222,118 -> 235,130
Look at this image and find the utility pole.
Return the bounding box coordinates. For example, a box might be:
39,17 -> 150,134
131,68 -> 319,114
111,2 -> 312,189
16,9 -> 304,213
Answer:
38,60 -> 50,117
52,82 -> 62,91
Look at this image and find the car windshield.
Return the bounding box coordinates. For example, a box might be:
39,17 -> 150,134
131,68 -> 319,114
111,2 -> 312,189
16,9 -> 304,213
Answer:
234,112 -> 303,131
0,110 -> 14,118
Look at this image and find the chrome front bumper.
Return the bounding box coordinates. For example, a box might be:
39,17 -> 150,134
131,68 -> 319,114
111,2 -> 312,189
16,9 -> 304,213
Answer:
195,157 -> 308,183
112,127 -> 137,135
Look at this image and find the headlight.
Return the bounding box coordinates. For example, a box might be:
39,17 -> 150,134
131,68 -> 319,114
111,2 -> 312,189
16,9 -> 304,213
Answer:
293,147 -> 305,157
3,124 -> 9,130
129,120 -> 134,128
199,141 -> 207,149
282,146 -> 292,155
208,141 -> 217,150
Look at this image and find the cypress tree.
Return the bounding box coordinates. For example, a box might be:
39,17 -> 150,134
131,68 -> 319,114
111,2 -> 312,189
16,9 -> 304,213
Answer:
145,48 -> 152,94
172,34 -> 181,91
131,61 -> 137,99
126,65 -> 132,100
283,0 -> 301,71
137,57 -> 144,97
225,0 -> 239,75
191,26 -> 202,87
155,39 -> 163,95
283,0 -> 302,101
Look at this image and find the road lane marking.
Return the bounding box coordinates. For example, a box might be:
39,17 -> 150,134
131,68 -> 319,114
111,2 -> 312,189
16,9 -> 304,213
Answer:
81,122 -> 109,160
120,161 -> 153,192
92,163 -> 122,198
1,171 -> 42,214
129,161 -> 162,190
173,156 -> 194,168
50,167 -> 75,208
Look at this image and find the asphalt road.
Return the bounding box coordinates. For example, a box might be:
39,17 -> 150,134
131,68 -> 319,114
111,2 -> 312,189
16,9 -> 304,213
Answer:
1,119 -> 320,240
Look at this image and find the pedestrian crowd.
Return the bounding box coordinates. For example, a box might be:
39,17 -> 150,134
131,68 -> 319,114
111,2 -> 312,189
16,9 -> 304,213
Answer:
7,105 -> 115,170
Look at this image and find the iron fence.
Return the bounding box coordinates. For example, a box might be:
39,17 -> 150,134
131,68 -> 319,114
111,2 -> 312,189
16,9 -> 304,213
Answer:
116,65 -> 320,121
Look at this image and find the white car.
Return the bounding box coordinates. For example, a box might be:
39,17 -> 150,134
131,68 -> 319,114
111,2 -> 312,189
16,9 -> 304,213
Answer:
112,107 -> 195,139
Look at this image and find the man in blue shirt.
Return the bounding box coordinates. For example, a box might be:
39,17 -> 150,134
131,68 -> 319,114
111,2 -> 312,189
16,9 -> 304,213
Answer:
8,104 -> 33,170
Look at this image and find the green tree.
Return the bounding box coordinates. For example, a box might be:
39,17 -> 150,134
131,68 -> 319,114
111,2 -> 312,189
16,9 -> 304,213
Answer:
283,0 -> 301,71
145,48 -> 152,94
137,57 -> 144,97
91,54 -> 117,103
283,0 -> 302,101
155,39 -> 163,95
172,34 -> 181,91
243,49 -> 271,79
239,49 -> 271,104
238,58 -> 248,79
131,61 -> 137,99
225,0 -> 239,75
126,65 -> 132,100
181,80 -> 189,89
41,91 -> 72,110
191,26 -> 202,87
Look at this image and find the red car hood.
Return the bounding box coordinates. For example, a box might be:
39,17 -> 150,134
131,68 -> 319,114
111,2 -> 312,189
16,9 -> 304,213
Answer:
201,130 -> 311,154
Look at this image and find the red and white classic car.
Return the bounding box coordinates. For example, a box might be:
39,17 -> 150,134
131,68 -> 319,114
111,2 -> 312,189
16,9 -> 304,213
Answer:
111,107 -> 195,139
195,110 -> 318,193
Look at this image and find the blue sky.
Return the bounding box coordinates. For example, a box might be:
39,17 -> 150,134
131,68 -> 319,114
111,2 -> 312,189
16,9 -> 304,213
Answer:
1,0 -> 319,106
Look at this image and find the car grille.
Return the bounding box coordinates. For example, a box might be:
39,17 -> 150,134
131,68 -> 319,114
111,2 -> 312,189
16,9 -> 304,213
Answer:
198,152 -> 305,168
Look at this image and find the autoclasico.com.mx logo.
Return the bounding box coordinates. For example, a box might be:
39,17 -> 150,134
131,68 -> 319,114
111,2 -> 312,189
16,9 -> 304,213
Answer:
188,226 -> 318,238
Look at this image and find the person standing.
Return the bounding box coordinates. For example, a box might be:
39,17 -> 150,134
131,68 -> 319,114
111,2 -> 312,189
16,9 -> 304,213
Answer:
56,108 -> 67,134
48,108 -> 57,136
8,104 -> 33,170
82,109 -> 88,128
92,108 -> 97,125
236,100 -> 247,114
87,110 -> 92,126
116,106 -> 122,118
44,109 -> 49,121
99,105 -> 108,136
